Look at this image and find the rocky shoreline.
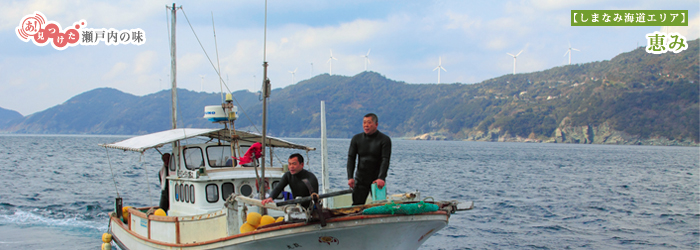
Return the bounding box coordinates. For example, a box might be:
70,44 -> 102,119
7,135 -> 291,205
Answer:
408,120 -> 699,147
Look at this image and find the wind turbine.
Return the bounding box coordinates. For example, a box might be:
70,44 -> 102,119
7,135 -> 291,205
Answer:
432,57 -> 447,84
198,75 -> 205,91
310,62 -> 313,78
361,49 -> 371,71
563,42 -> 580,65
288,68 -> 297,84
327,50 -> 338,75
506,50 -> 523,75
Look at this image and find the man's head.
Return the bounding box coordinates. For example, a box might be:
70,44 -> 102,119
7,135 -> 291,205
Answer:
363,113 -> 378,135
288,153 -> 305,174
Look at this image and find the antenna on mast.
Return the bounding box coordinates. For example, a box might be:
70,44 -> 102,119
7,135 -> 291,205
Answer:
212,12 -> 224,102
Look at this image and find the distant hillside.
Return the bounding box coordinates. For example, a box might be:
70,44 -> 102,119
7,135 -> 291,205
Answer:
2,88 -> 259,134
0,107 -> 23,127
2,39 -> 698,146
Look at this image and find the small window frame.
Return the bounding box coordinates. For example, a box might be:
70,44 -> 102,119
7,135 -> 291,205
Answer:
222,182 -> 234,201
206,145 -> 235,168
240,183 -> 253,197
189,185 -> 195,204
206,184 -> 219,203
183,147 -> 204,170
175,182 -> 180,201
183,184 -> 188,203
168,154 -> 175,172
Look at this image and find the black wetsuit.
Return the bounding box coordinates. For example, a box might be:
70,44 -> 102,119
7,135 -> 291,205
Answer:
269,169 -> 319,208
347,130 -> 392,205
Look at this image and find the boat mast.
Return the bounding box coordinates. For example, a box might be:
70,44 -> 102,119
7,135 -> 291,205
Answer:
321,101 -> 329,194
259,0 -> 269,204
169,3 -> 180,171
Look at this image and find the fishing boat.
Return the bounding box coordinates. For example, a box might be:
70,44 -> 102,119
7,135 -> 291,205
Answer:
98,3 -> 472,250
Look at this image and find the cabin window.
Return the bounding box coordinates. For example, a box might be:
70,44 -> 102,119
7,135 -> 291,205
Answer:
206,146 -> 234,168
240,184 -> 253,197
183,147 -> 204,170
182,185 -> 190,202
222,182 -> 234,200
206,184 -> 219,203
168,154 -> 175,172
189,185 -> 195,204
175,183 -> 180,201
180,184 -> 185,202
240,146 -> 250,156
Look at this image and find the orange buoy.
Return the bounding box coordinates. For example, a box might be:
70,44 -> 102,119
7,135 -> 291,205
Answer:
246,212 -> 262,227
102,233 -> 112,243
154,208 -> 167,216
122,206 -> 133,223
259,215 -> 275,227
240,222 -> 256,233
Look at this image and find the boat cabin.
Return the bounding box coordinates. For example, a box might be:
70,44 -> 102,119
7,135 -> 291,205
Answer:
101,128 -> 314,216
166,142 -> 289,216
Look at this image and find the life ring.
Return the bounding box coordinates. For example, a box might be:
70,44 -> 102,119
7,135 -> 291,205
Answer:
255,178 -> 270,190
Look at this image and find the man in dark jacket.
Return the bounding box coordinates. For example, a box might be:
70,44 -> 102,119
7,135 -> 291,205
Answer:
347,113 -> 392,205
158,153 -> 170,211
262,153 -> 318,208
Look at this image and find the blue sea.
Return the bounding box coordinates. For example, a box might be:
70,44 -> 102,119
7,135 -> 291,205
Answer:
0,134 -> 698,249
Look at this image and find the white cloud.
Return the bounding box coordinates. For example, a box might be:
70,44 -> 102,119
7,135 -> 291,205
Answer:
133,50 -> 157,74
528,0 -> 571,11
484,37 -> 511,50
178,53 -> 206,73
660,15 -> 700,40
528,0 -> 604,11
0,0 -> 58,31
102,62 -> 128,80
2,1 -> 698,115
294,19 -> 386,49
1,0 -> 160,32
444,11 -> 480,31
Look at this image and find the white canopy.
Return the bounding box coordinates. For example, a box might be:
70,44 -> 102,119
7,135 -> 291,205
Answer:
99,128 -> 315,152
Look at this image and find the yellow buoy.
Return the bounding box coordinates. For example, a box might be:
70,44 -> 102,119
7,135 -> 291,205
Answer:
102,233 -> 112,243
122,206 -> 133,223
154,208 -> 167,216
239,222 -> 256,233
275,216 -> 284,223
259,215 -> 275,227
101,242 -> 112,250
246,212 -> 262,227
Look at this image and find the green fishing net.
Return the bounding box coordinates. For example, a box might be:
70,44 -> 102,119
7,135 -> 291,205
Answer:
362,201 -> 439,215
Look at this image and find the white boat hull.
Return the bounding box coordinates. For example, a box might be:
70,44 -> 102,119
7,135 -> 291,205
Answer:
110,212 -> 448,250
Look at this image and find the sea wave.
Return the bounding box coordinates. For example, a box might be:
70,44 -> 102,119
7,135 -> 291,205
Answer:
0,207 -> 108,232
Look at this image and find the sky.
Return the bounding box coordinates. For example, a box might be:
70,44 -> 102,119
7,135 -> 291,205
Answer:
1,0 -> 698,116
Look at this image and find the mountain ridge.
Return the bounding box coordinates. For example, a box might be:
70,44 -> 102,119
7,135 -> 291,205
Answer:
2,40 -> 698,146
0,107 -> 23,128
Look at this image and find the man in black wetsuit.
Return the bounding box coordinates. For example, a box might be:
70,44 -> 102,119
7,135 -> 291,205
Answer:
158,153 -> 170,211
347,113 -> 392,205
261,153 -> 319,208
